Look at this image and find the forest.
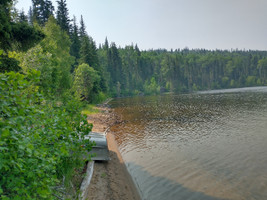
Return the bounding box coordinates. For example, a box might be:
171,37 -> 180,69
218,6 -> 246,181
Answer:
1,1 -> 267,99
1,0 -> 267,199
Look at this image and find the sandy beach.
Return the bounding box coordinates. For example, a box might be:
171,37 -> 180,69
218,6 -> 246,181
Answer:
85,106 -> 141,200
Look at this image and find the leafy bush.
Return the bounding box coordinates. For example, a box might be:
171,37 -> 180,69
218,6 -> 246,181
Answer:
73,63 -> 100,102
144,77 -> 160,95
0,70 -> 94,199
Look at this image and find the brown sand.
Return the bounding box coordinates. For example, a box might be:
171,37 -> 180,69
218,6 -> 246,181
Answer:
85,106 -> 141,200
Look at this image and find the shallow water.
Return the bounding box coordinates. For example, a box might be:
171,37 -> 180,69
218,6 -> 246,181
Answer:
109,87 -> 267,200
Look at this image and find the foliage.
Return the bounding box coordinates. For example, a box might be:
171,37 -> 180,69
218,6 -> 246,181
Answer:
0,70 -> 94,199
257,58 -> 267,85
144,77 -> 160,95
10,45 -> 54,94
12,16 -> 74,96
105,42 -> 125,94
40,16 -> 74,94
81,104 -> 99,116
70,16 -> 80,70
56,0 -> 70,34
91,91 -> 108,104
98,44 -> 267,96
3,0 -> 267,197
73,63 -> 100,102
0,0 -> 12,51
79,15 -> 86,37
78,32 -> 106,102
10,21 -> 45,52
0,0 -> 44,73
6,16 -> 75,97
1,2 -> 102,199
0,0 -> 44,52
32,0 -> 54,26
79,35 -> 99,69
0,53 -> 20,73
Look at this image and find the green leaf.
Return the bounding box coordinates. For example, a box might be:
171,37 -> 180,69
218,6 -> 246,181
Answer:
1,129 -> 10,138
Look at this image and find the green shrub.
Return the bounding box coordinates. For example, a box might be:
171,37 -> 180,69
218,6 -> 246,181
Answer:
0,70 -> 93,199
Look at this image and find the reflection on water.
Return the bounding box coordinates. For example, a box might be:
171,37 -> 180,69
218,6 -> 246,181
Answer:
109,87 -> 267,200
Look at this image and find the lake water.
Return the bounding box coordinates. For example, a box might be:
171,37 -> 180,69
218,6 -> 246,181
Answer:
109,87 -> 267,200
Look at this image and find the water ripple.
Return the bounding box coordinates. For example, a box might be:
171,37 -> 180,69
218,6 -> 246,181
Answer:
110,87 -> 267,200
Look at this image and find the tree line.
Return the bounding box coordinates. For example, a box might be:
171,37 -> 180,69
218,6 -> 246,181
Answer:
100,47 -> 267,96
2,0 -> 267,101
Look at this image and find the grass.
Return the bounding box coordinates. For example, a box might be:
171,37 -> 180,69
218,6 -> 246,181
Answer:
81,104 -> 99,116
101,172 -> 107,178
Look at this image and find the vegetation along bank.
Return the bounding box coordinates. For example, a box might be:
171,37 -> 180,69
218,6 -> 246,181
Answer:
1,0 -> 267,199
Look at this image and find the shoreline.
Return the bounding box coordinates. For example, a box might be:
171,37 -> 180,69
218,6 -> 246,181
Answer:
85,106 -> 141,200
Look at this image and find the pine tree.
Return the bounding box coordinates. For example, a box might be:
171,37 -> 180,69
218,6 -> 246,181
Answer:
56,0 -> 70,33
70,15 -> 81,71
79,15 -> 86,37
28,6 -> 34,25
103,37 -> 109,51
107,42 -> 124,90
32,0 -> 54,26
0,0 -> 12,51
89,38 -> 99,70
19,10 -> 28,23
79,35 -> 94,67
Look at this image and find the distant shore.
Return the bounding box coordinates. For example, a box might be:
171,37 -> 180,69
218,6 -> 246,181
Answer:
85,105 -> 141,200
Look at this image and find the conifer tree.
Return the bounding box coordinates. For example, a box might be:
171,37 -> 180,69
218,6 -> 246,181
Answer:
32,0 -> 54,26
0,0 -> 12,51
103,37 -> 109,51
56,0 -> 70,33
28,6 -> 33,25
78,15 -> 98,69
70,15 -> 81,70
19,10 -> 28,23
79,15 -> 86,38
79,35 -> 94,67
79,33 -> 107,92
107,42 -> 124,90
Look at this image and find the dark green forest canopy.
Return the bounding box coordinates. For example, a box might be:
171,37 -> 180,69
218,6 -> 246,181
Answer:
56,0 -> 70,33
0,0 -> 44,72
98,43 -> 267,96
32,0 -> 54,26
0,0 -> 44,52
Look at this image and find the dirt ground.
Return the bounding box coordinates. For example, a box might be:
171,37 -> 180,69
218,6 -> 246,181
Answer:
85,106 -> 141,200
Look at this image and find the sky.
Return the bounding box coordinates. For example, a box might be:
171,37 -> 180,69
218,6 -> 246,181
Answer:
16,0 -> 267,51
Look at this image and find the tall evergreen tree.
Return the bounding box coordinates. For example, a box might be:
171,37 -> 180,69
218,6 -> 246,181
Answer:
32,0 -> 54,26
0,0 -> 12,51
79,35 -> 90,66
70,15 -> 80,70
107,42 -> 124,91
19,10 -> 28,23
79,35 -> 98,69
79,15 -> 86,37
79,33 -> 107,92
28,6 -> 33,25
56,0 -> 70,33
103,37 -> 109,51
